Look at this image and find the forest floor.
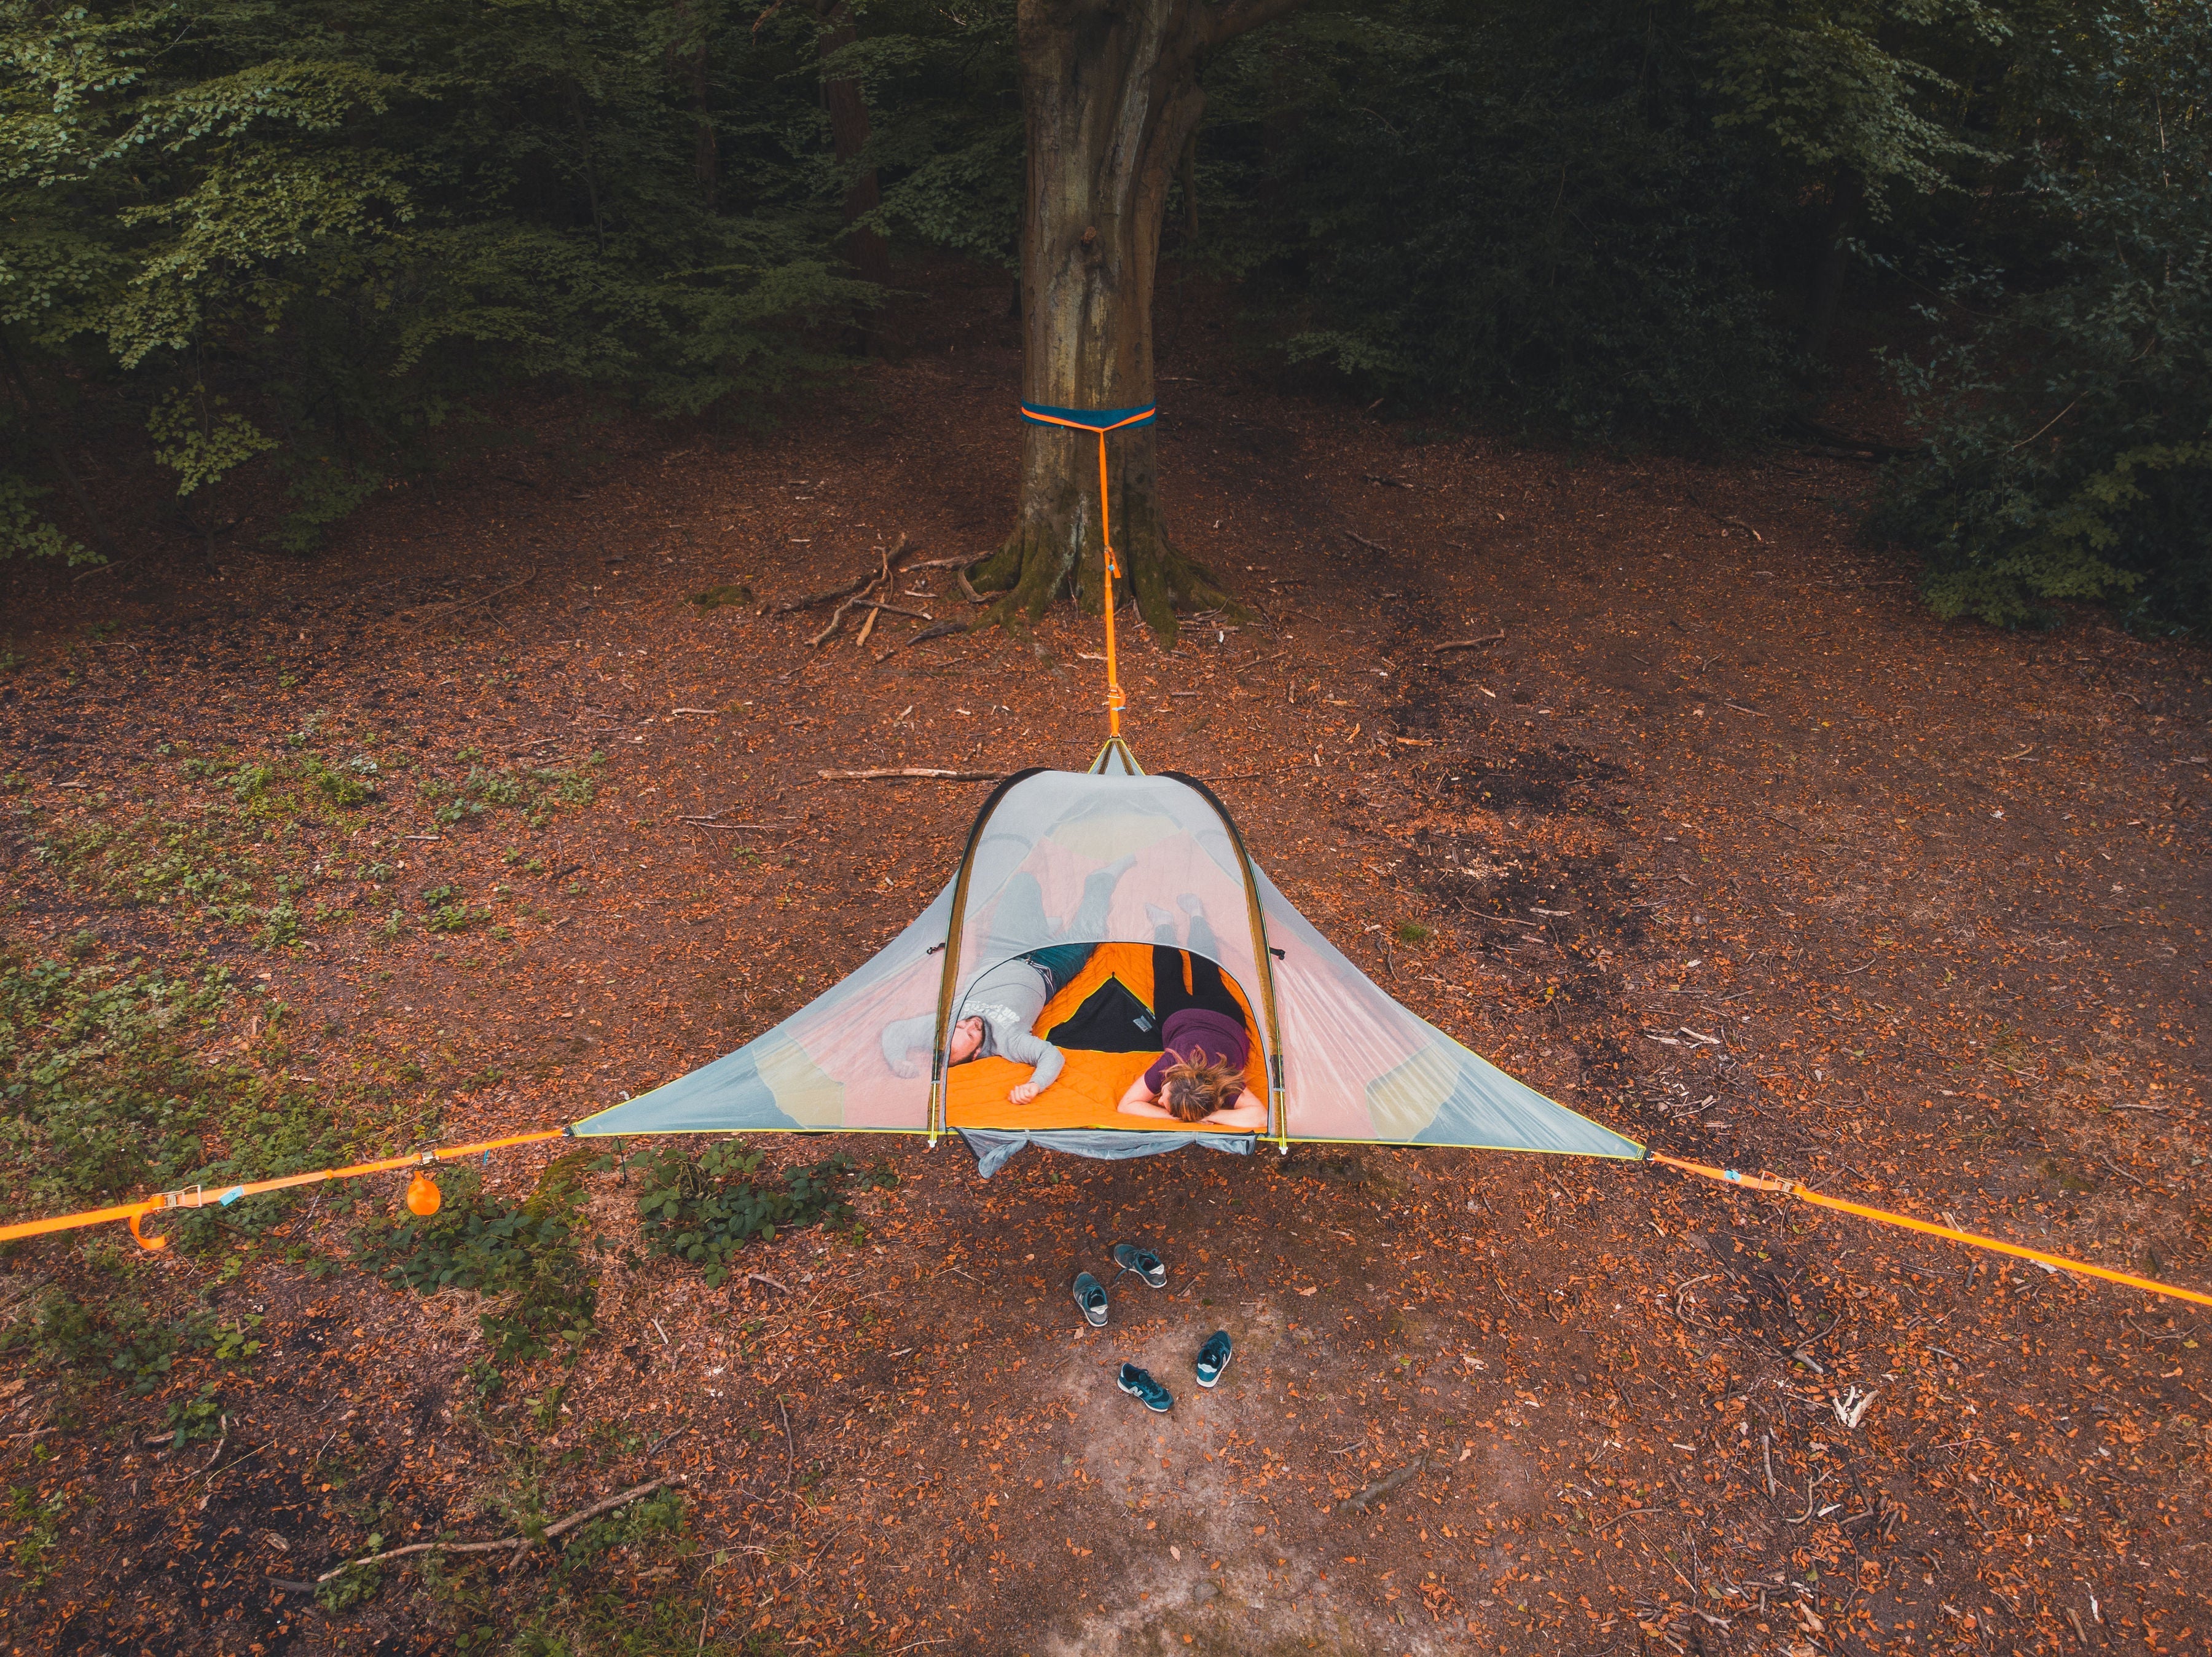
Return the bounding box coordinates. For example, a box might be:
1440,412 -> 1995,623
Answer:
2,264 -> 2209,1657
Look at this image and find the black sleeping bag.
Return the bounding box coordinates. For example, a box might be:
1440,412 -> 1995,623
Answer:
1043,976 -> 1159,1053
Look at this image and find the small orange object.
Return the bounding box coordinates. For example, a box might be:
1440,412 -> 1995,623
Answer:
405,1171 -> 442,1217
127,1200 -> 170,1253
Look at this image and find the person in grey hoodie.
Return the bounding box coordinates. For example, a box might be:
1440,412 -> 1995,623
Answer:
882,855 -> 1134,1102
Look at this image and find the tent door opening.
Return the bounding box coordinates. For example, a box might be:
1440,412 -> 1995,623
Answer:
942,942 -> 1264,1141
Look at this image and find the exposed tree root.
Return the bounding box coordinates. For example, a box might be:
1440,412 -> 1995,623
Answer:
975,519 -> 1247,647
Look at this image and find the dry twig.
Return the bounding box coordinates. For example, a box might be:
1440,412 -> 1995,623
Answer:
1338,1454 -> 1427,1513
315,1478 -> 678,1582
816,768 -> 1003,782
401,569 -> 538,633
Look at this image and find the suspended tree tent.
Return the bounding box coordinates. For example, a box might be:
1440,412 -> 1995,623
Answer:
9,409 -> 2205,1321
571,741 -> 1642,1176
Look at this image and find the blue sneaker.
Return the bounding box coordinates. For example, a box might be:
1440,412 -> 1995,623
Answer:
1194,1330 -> 1233,1389
1072,1272 -> 1108,1328
1112,1243 -> 1166,1289
1117,1363 -> 1173,1412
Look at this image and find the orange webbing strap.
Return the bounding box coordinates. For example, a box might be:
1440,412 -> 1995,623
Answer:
1018,402 -> 1156,738
0,1128 -> 570,1251
1649,1151 -> 2212,1310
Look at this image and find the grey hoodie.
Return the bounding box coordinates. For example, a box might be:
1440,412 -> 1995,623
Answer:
879,956 -> 1065,1088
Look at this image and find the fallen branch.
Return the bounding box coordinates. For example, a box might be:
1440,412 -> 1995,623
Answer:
817,768 -> 1003,782
1433,633 -> 1505,652
1339,1454 -> 1427,1513
1343,530 -> 1392,555
767,533 -> 911,618
402,568 -> 538,633
315,1478 -> 677,1582
808,535 -> 919,646
806,598 -> 864,647
771,573 -> 874,617
907,618 -> 969,647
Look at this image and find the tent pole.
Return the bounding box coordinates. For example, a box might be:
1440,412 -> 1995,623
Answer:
925,767 -> 1051,1148
1161,770 -> 1292,1152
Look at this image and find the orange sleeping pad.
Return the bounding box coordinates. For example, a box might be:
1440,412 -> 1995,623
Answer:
943,943 -> 1260,1134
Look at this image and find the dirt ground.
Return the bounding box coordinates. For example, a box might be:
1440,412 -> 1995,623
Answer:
2,262 -> 2209,1657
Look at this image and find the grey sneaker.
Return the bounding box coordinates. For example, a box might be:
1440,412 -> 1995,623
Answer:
1072,1272 -> 1108,1328
1113,1243 -> 1166,1289
1117,1363 -> 1174,1413
1195,1330 -> 1233,1388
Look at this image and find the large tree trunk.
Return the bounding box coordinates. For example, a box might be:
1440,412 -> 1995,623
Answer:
1804,170 -> 1863,361
973,0 -> 1294,642
817,1 -> 889,297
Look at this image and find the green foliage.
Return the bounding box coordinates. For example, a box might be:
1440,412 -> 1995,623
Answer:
163,1380 -> 226,1444
1695,0 -> 2004,212
358,1159 -> 596,1385
431,1481 -> 732,1656
27,740 -> 587,962
419,758 -> 600,828
0,467 -> 87,564
625,1142 -> 856,1288
6,1482 -> 69,1584
0,0 -> 871,554
0,943 -> 339,1227
147,386 -> 279,497
0,950 -> 227,1205
1868,4 -> 2212,632
14,1285 -> 213,1394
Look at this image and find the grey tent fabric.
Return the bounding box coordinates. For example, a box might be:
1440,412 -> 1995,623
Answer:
957,1128 -> 1255,1179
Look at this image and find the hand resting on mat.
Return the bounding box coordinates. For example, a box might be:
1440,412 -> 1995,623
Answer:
1118,1066 -> 1264,1129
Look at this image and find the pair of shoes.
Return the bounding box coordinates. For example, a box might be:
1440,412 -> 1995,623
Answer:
1070,1243 -> 1166,1328
1116,1331 -> 1234,1414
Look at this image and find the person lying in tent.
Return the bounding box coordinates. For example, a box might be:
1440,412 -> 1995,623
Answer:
1116,942 -> 1268,1131
880,857 -> 1134,1103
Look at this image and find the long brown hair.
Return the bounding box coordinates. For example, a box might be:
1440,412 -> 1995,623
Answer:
1159,1053 -> 1246,1122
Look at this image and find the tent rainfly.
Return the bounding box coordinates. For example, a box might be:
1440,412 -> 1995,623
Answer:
573,742 -> 1642,1176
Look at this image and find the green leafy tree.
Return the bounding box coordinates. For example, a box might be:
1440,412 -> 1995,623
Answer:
0,0 -> 869,557
1869,1 -> 2212,631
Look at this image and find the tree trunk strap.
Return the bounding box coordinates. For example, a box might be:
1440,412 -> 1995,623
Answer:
1018,403 -> 1158,738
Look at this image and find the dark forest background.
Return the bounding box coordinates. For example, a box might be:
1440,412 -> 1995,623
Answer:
0,0 -> 2205,631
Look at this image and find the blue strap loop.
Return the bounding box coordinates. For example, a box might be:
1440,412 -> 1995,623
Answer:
1019,402 -> 1156,431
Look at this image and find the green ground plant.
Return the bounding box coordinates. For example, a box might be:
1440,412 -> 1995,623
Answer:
26,744 -> 600,959
621,1143 -> 861,1288
0,943 -> 343,1243
4,1483 -> 70,1585
356,1154 -> 598,1392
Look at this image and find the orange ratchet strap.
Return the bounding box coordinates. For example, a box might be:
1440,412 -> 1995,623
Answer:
0,1128 -> 570,1251
1649,1150 -> 2212,1310
1019,401 -> 1156,738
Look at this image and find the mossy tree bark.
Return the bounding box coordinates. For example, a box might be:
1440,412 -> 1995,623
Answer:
971,0 -> 1302,643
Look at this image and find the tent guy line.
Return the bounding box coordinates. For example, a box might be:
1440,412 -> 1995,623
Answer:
1648,1152 -> 2212,1310
6,1128 -> 2207,1312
